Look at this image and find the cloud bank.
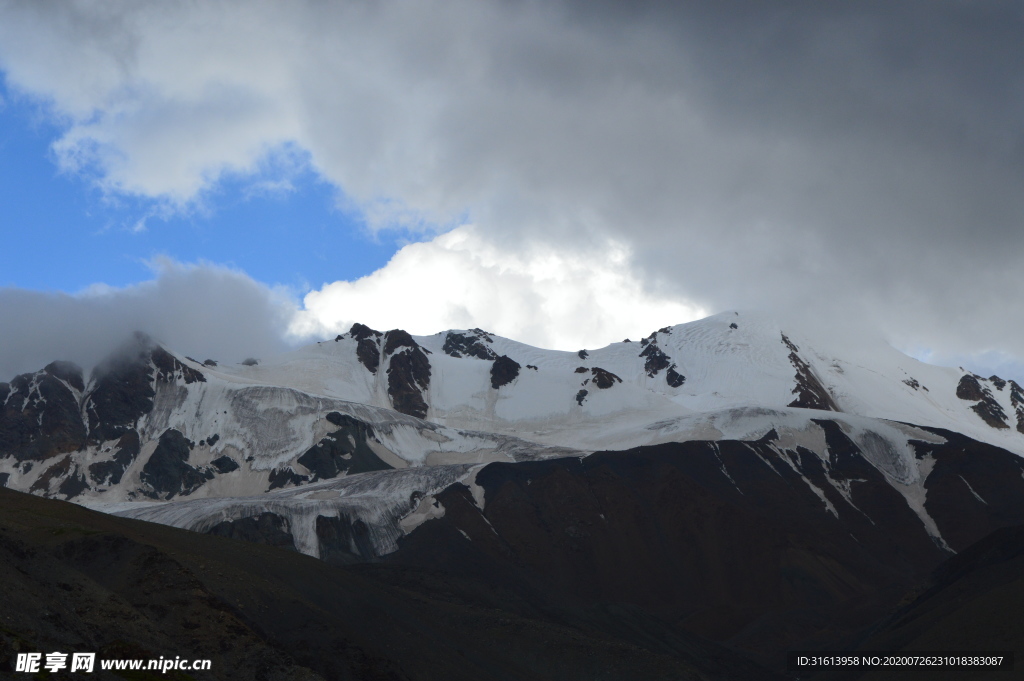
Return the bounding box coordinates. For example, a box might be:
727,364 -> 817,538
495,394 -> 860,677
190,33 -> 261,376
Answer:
1,0 -> 1023,375
0,261 -> 294,380
0,244 -> 702,380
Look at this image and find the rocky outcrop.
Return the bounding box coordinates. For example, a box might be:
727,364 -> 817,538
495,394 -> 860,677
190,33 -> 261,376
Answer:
490,355 -> 521,389
209,455 -> 239,473
443,330 -> 498,360
589,367 -> 622,389
956,374 -> 1010,429
956,374 -> 987,401
1010,380 -> 1024,435
296,412 -> 393,480
384,330 -> 431,419
782,334 -> 839,411
349,323 -> 383,373
639,341 -> 672,377
44,360 -> 85,391
267,467 -> 308,491
151,346 -> 206,384
634,333 -> 685,386
30,455 -> 73,494
316,514 -> 377,565
140,429 -> 213,499
0,364 -> 87,463
207,512 -> 297,551
88,430 -> 141,486
84,334 -> 159,444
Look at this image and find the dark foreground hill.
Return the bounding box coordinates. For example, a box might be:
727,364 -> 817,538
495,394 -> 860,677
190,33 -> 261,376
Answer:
816,524 -> 1024,681
0,486 -> 780,681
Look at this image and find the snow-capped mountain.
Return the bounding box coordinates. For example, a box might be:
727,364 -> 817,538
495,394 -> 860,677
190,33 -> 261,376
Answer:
6,311 -> 1024,668
3,311 -> 1024,535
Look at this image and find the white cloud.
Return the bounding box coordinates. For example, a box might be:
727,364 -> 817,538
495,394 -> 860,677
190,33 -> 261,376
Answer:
0,259 -> 296,380
289,226 -> 705,351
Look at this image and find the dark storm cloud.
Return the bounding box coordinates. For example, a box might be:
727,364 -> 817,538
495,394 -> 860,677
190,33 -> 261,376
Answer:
548,0 -> 1024,355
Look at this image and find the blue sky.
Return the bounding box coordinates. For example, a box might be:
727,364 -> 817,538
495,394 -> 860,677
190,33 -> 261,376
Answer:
0,82 -> 399,295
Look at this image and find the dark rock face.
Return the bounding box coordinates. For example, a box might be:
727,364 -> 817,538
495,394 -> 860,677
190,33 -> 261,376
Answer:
971,398 -> 1010,429
639,343 -> 672,377
44,361 -> 85,392
267,467 -> 308,491
443,330 -> 498,360
85,336 -> 159,444
140,429 -> 213,499
729,323 -> 738,330
910,426 -> 1024,552
589,367 -> 622,389
578,349 -> 589,359
0,367 -> 88,462
490,355 -> 521,390
1010,380 -> 1024,434
956,374 -> 987,401
383,328 -> 418,355
575,389 -> 588,405
30,455 -> 73,493
206,512 -> 297,551
955,374 -> 1010,429
574,367 -> 589,374
88,430 -> 142,486
240,358 -> 259,366
317,514 -> 377,565
782,334 -> 839,411
210,455 -> 240,474
57,472 -> 89,499
202,359 -> 218,367
349,323 -> 383,373
392,426 -> 1024,670
384,330 -> 432,419
297,412 -> 392,480
151,347 -> 205,384
666,365 -> 686,388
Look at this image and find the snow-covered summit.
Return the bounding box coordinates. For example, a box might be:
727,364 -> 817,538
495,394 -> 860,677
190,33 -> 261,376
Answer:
3,310 -> 1023,546
193,311 -> 1024,456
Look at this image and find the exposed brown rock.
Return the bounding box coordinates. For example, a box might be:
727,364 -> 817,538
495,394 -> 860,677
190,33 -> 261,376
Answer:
782,334 -> 839,411
956,374 -> 1010,429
